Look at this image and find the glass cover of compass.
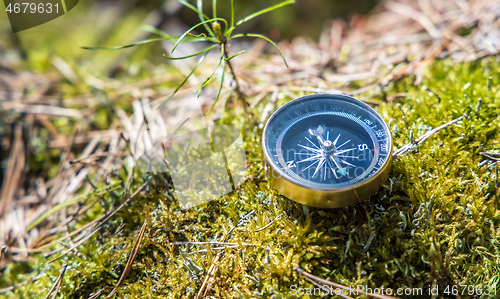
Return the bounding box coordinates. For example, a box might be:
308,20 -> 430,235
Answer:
262,94 -> 392,208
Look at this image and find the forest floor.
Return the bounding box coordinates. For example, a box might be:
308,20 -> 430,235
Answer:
1,0 -> 500,298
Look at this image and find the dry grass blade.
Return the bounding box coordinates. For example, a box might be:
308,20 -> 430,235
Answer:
2,103 -> 84,118
195,211 -> 255,298
196,251 -> 221,299
34,211 -> 110,252
27,182 -> 121,232
105,220 -> 147,299
47,182 -> 147,264
88,289 -> 105,299
0,124 -> 24,217
43,263 -> 68,299
386,1 -> 440,39
294,266 -> 400,299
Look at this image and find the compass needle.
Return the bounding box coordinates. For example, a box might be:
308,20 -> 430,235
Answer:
305,137 -> 320,149
333,134 -> 341,146
326,158 -> 338,179
336,155 -> 359,159
338,158 -> 356,167
297,154 -> 322,163
329,156 -> 342,170
336,139 -> 351,149
312,158 -> 326,178
297,144 -> 321,153
262,93 -> 392,208
334,148 -> 356,155
301,159 -> 320,172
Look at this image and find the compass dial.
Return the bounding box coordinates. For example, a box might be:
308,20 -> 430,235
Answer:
262,94 -> 392,208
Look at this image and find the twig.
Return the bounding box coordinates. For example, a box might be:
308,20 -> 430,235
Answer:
189,244 -> 254,255
105,220 -> 147,299
69,152 -> 128,164
393,114 -> 467,158
168,241 -> 253,246
254,213 -> 283,232
303,275 -> 354,299
479,152 -> 500,162
88,289 -> 105,299
197,252 -> 221,298
114,221 -> 126,235
43,263 -> 68,299
34,209 -> 110,252
294,266 -> 400,299
226,210 -> 256,238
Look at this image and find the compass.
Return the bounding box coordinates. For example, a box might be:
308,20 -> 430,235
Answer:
262,94 -> 392,208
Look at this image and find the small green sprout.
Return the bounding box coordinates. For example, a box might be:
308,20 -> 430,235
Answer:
83,0 -> 295,114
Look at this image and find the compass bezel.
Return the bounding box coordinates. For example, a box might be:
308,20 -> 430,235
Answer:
261,93 -> 393,208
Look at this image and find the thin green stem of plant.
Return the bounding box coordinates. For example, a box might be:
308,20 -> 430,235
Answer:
160,47 -> 215,108
206,59 -> 225,115
197,46 -> 225,98
212,0 -> 217,19
230,0 -> 235,28
223,44 -> 243,97
82,0 -> 294,115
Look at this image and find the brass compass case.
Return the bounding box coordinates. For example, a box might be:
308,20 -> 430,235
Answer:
262,94 -> 393,208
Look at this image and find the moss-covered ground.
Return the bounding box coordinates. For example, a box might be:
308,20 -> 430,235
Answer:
1,1 -> 500,297
2,54 -> 500,298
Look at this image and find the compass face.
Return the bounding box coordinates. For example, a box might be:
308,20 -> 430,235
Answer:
263,94 -> 391,190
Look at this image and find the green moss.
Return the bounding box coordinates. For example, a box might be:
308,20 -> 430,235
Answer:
3,56 -> 500,299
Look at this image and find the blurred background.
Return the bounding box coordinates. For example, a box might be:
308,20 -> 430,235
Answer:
0,0 -> 379,74
0,0 -> 380,185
